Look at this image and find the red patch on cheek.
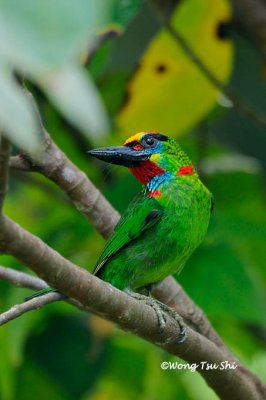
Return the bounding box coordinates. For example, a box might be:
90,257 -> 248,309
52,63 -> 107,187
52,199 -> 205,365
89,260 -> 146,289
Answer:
177,165 -> 195,176
131,141 -> 144,151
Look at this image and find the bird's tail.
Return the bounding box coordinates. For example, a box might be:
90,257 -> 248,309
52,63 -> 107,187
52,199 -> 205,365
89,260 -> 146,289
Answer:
25,287 -> 58,301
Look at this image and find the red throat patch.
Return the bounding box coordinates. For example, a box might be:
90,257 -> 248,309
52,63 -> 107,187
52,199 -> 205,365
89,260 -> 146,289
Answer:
177,165 -> 195,176
130,161 -> 166,186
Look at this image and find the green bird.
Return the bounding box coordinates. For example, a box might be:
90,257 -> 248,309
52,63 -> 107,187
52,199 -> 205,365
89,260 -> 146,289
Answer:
88,131 -> 213,341
27,131 -> 212,342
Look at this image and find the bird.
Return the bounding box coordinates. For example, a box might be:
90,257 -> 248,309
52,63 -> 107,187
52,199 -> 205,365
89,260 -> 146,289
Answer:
88,131 -> 213,342
26,131 -> 212,342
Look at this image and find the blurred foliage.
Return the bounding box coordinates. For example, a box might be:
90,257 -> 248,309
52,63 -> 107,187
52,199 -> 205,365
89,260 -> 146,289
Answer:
0,0 -> 266,399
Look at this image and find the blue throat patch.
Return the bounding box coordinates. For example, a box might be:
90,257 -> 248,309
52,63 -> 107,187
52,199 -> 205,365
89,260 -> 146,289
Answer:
147,172 -> 172,192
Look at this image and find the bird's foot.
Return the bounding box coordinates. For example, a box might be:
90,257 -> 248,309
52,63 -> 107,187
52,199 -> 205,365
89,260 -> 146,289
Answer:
126,290 -> 187,344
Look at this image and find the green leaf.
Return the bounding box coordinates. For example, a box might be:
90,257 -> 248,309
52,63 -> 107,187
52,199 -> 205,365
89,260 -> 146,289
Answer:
0,65 -> 40,152
0,0 -> 110,141
41,64 -> 109,140
0,0 -> 108,73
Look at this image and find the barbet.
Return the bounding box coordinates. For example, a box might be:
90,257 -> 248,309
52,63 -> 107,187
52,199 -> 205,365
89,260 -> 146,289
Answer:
88,132 -> 213,341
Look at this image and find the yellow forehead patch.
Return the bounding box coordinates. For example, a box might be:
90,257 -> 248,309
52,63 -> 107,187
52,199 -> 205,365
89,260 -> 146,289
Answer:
124,131 -> 145,145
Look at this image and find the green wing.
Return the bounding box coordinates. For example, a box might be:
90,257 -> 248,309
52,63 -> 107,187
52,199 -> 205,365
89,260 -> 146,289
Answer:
93,194 -> 163,275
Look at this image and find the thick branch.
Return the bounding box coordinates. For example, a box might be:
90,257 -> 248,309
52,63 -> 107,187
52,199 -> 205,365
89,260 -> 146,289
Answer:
0,215 -> 264,399
0,136 -> 11,210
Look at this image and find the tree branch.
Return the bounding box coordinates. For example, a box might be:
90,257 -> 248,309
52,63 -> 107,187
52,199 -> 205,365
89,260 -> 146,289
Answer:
0,265 -> 48,290
0,216 -> 264,399
0,291 -> 64,326
0,136 -> 11,210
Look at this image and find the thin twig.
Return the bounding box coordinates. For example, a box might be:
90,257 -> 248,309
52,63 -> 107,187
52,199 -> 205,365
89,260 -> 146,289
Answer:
0,291 -> 64,326
0,265 -> 48,290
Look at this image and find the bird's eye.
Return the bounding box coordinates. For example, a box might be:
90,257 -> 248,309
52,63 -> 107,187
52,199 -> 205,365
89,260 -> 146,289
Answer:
142,136 -> 157,148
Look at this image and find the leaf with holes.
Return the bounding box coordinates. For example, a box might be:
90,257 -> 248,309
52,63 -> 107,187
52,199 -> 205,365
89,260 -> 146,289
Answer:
117,0 -> 232,138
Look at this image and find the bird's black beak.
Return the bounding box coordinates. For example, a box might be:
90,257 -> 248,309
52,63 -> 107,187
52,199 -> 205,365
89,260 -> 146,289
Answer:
87,145 -> 149,167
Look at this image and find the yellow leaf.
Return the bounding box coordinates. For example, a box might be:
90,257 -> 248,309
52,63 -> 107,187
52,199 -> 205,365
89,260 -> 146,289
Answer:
117,0 -> 232,138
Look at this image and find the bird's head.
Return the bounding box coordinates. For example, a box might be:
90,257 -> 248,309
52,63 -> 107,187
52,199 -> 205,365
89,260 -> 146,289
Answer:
88,132 -> 197,196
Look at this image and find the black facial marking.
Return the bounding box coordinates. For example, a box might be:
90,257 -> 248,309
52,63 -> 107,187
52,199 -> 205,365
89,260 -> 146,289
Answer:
153,134 -> 168,142
146,133 -> 169,142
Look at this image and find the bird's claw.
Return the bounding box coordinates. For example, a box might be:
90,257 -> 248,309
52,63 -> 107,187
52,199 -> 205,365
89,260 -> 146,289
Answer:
126,290 -> 187,344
